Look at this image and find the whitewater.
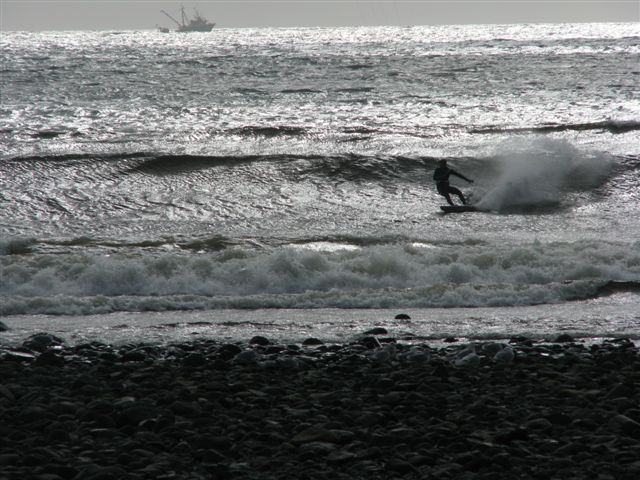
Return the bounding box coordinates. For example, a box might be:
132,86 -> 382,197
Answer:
1,23 -> 639,346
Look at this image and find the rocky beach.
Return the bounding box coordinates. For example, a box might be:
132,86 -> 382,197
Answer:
1,329 -> 640,480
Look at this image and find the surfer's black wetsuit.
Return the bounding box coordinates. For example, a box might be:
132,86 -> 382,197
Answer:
433,165 -> 472,206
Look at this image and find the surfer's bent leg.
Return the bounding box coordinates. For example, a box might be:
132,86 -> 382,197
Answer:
448,186 -> 466,205
437,183 -> 455,206
443,193 -> 454,206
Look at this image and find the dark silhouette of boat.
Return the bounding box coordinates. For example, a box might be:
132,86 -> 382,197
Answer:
160,5 -> 215,32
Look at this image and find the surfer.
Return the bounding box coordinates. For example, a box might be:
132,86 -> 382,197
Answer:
433,159 -> 474,206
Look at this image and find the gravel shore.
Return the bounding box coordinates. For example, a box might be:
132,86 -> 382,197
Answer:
1,332 -> 639,480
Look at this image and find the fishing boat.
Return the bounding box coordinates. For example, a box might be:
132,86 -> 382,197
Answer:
159,5 -> 215,32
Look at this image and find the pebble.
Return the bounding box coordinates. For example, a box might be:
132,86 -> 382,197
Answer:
22,333 -> 66,352
493,346 -> 515,364
1,333 -> 638,479
34,350 -> 65,367
553,333 -> 576,343
249,335 -> 271,346
232,349 -> 260,365
363,327 -> 388,335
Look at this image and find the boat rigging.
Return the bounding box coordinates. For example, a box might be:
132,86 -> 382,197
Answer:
160,5 -> 215,32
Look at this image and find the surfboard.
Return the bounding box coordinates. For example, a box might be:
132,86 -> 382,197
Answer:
440,205 -> 478,213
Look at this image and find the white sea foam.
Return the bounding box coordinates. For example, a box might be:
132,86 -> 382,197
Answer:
1,239 -> 638,315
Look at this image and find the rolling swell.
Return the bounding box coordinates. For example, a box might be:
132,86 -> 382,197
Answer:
0,234 -> 254,256
2,151 -> 152,164
596,280 -> 640,296
470,119 -> 640,135
124,153 -> 452,180
4,149 -> 635,188
226,126 -> 308,137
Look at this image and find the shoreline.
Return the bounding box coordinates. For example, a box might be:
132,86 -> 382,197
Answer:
2,298 -> 640,349
1,333 -> 640,479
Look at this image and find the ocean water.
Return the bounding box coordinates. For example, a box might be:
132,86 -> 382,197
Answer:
1,23 -> 639,346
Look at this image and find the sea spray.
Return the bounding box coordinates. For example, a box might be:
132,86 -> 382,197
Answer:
476,138 -> 613,211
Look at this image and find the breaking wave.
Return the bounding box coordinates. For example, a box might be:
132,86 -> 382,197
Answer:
2,239 -> 639,315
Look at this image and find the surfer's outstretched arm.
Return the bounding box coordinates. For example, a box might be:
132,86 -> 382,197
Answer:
451,170 -> 473,183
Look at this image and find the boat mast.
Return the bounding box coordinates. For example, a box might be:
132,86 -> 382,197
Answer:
181,6 -> 188,26
160,9 -> 182,28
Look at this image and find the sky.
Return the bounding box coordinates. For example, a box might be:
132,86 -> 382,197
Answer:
1,1 -> 638,31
